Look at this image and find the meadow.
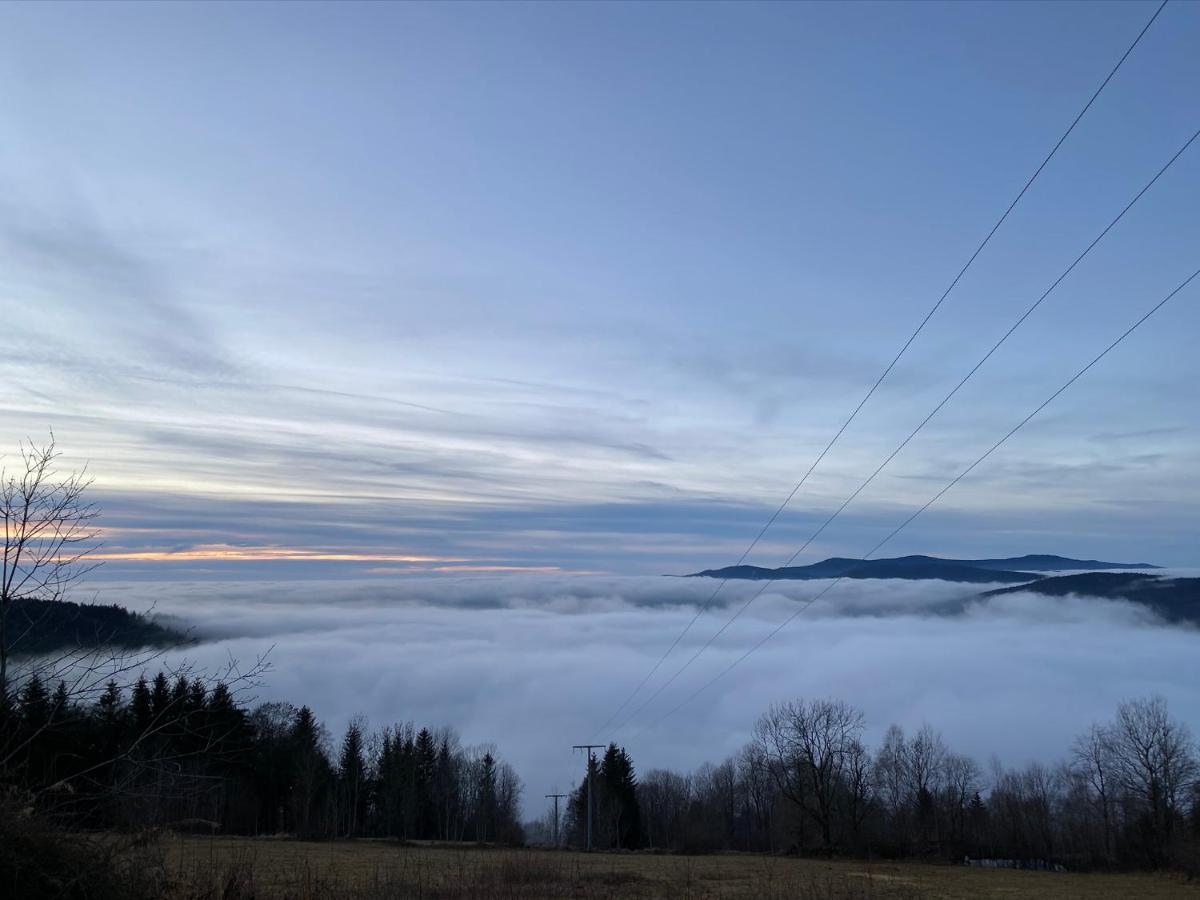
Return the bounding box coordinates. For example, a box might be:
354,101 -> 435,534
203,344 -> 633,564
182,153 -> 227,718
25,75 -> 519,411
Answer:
153,836 -> 1200,899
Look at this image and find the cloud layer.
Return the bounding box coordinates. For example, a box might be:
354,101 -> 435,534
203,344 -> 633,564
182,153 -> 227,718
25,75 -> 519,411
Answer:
97,573 -> 1200,816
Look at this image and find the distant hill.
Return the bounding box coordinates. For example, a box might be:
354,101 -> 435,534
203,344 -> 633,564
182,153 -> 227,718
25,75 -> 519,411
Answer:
7,597 -> 187,657
956,554 -> 1158,572
982,573 -> 1200,626
687,554 -> 1156,584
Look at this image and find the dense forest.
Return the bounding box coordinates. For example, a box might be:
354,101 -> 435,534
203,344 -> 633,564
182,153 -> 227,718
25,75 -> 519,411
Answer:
547,697 -> 1200,874
2,671 -> 523,844
5,597 -> 185,656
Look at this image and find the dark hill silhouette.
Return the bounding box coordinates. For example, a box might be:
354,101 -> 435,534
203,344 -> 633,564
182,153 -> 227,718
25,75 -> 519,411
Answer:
982,573 -> 1200,625
687,554 -> 1155,583
957,554 -> 1158,572
9,597 -> 186,656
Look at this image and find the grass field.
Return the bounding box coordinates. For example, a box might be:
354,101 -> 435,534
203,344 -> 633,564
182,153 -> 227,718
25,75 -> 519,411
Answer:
154,836 -> 1200,899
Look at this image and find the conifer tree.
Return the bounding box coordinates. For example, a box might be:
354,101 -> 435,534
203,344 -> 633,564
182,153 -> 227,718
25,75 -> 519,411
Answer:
150,671 -> 171,716
52,680 -> 70,714
435,735 -> 456,840
338,721 -> 367,837
478,751 -> 498,842
131,675 -> 152,734
19,674 -> 49,729
171,675 -> 190,709
290,705 -> 328,837
186,679 -> 207,712
415,727 -> 437,838
599,744 -> 641,849
98,680 -> 122,716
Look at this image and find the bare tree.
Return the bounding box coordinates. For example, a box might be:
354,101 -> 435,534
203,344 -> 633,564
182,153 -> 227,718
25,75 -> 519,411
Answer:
1071,723 -> 1117,862
907,723 -> 947,849
737,741 -> 776,851
755,698 -> 865,855
941,752 -> 981,852
0,436 -> 270,824
874,724 -> 909,846
1,436 -> 100,704
844,738 -> 873,848
1109,696 -> 1198,861
637,767 -> 691,849
1023,762 -> 1062,860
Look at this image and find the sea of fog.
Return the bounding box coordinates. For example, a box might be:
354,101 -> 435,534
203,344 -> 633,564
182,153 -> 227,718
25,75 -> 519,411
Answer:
94,573 -> 1200,816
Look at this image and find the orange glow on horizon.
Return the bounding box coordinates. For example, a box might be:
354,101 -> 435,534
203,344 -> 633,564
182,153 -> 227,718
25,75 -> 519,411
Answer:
91,544 -> 468,564
429,565 -> 563,574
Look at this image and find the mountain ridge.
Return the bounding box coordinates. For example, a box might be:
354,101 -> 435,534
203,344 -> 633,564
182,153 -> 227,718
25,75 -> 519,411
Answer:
686,554 -> 1157,583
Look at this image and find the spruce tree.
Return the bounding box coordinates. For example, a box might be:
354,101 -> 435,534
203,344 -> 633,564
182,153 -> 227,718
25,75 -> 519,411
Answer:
414,727 -> 437,838
435,736 -> 455,840
397,727 -> 417,838
150,671 -> 171,716
19,675 -> 49,728
51,680 -> 70,716
171,675 -> 190,709
289,706 -> 330,838
376,730 -> 398,837
478,752 -> 498,842
131,675 -> 152,733
338,721 -> 367,837
98,680 -> 122,716
599,744 -> 642,849
186,680 -> 207,712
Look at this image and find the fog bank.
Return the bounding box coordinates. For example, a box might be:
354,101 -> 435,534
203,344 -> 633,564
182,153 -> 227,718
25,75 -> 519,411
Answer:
95,573 -> 1200,815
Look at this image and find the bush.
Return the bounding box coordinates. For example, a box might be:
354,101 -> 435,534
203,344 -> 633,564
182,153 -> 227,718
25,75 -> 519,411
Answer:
0,808 -> 161,899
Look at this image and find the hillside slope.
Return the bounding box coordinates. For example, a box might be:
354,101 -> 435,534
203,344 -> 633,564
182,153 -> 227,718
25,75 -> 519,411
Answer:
982,573 -> 1200,625
7,597 -> 186,656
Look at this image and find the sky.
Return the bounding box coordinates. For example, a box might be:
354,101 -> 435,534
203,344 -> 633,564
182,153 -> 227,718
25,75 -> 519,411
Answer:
2,0 -> 1199,817
0,0 -> 1197,578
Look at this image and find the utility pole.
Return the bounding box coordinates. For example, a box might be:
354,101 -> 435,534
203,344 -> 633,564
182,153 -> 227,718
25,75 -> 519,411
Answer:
572,744 -> 605,851
544,793 -> 567,846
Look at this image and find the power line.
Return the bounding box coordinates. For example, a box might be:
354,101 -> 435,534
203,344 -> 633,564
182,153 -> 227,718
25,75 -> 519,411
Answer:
607,124 -> 1199,735
589,0 -> 1169,739
628,266 -> 1199,738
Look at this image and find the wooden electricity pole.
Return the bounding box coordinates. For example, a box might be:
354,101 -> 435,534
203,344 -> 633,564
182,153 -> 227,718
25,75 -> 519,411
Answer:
572,744 -> 605,850
544,793 -> 567,846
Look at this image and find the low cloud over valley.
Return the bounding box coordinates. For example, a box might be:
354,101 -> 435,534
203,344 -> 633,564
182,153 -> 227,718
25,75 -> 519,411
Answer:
98,572 -> 1200,809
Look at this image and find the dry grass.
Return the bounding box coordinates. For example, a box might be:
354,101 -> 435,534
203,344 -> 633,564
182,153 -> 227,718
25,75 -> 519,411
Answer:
154,835 -> 1200,899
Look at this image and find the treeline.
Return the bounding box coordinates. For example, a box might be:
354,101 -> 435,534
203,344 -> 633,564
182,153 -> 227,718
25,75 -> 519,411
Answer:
1,671 -> 523,844
558,696 -> 1199,872
6,598 -> 184,656
7,666 -> 1199,873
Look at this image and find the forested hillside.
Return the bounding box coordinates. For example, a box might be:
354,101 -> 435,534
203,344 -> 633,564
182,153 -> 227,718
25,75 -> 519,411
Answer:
6,598 -> 184,656
983,573 -> 1200,625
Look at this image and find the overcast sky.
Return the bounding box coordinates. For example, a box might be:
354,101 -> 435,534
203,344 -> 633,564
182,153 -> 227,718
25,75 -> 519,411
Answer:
2,0 -> 1198,577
